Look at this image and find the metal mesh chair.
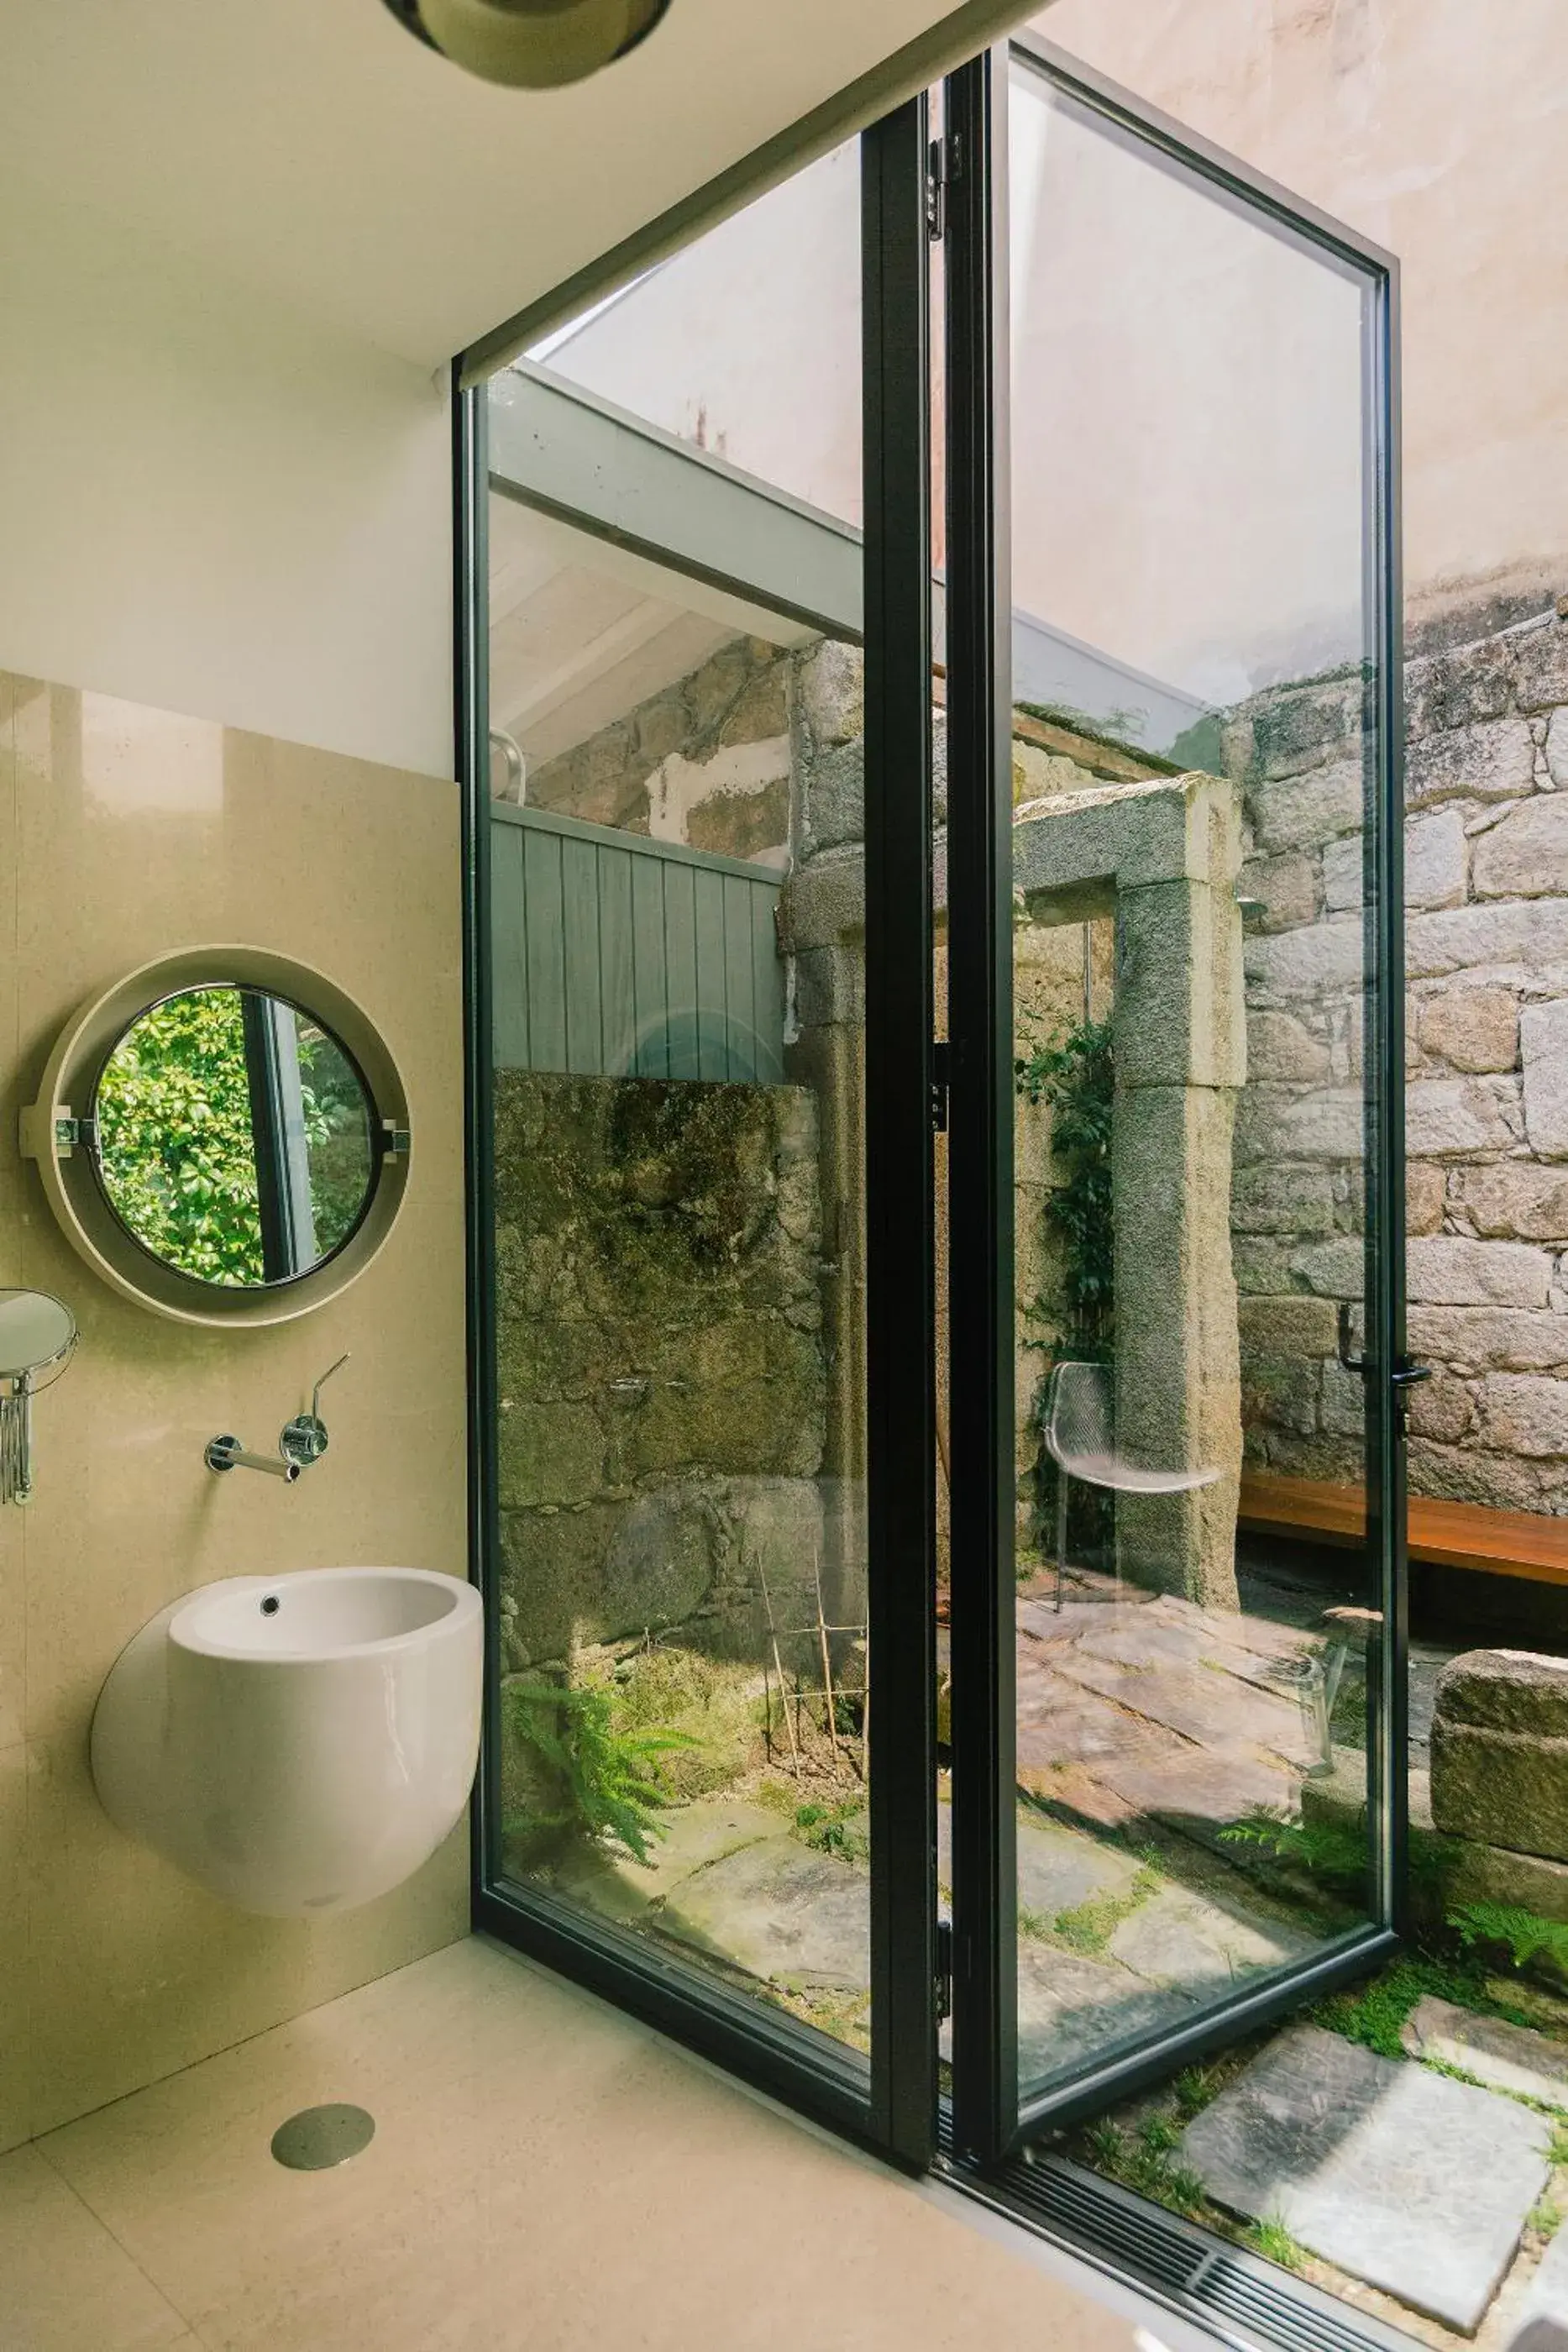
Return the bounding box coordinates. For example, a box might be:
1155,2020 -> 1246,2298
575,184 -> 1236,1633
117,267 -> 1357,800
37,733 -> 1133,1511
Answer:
1041,1359 -> 1221,1609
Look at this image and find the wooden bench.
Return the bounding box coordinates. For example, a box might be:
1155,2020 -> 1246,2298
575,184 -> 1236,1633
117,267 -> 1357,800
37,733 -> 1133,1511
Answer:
1238,1471 -> 1568,1590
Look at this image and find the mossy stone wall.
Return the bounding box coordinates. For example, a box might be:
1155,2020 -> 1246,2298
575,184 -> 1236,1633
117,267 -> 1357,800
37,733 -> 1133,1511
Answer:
494,1068 -> 829,1673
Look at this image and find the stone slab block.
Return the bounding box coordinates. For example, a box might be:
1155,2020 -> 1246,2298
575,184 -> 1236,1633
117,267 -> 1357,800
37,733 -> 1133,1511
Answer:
1474,796 -> 1568,900
1406,1076 -> 1523,1157
1523,1001 -> 1568,1161
1416,988 -> 1518,1076
775,850 -> 864,951
1402,1997 -> 1568,2107
1251,678 -> 1359,780
1231,1161 -> 1339,1237
1408,1160 -> 1449,1233
1549,708 -> 1568,791
1456,1165 -> 1568,1242
1250,759 -> 1361,852
1325,810 -> 1466,913
1432,1720 -> 1568,1864
1094,1745 -> 1296,1843
1437,1649 -> 1568,1739
1408,1238 -> 1552,1309
1406,637 -> 1516,739
1108,1887 -> 1314,1989
1407,717 -> 1536,809
1483,1376 -> 1568,1460
804,738 -> 863,853
1013,1943 -> 1197,2084
1408,1306 -> 1568,1374
1515,620 -> 1568,714
658,1835 -> 869,1992
1181,2022 -> 1551,2331
1247,1011 -> 1332,1084
1245,919 -> 1363,1004
1512,2218 -> 1568,2342
1408,806 -> 1471,909
1445,1839 -> 1568,1928
1235,1084 -> 1364,1164
1240,853 -> 1318,931
1408,901 -> 1568,980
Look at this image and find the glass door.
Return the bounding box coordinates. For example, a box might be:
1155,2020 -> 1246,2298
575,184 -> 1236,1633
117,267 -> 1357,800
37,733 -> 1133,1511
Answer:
944,34 -> 1408,2160
459,101 -> 941,2169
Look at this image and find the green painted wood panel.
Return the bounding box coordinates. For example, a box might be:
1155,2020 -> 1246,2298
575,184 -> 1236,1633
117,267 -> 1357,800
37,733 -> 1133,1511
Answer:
663,860 -> 700,1082
630,853 -> 669,1079
692,868 -> 727,1082
751,888 -> 784,1085
490,822 -> 531,1068
596,845 -> 636,1076
490,805 -> 784,1084
522,827 -> 567,1072
721,873 -> 755,1080
560,835 -> 603,1073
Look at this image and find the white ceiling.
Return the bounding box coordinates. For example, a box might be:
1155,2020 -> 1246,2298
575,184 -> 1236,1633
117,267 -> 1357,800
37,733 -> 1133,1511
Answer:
488,496 -> 813,765
0,0 -> 983,370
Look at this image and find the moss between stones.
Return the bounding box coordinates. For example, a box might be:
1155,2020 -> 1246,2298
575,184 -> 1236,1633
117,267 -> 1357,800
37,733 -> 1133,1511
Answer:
600,1645 -> 767,1803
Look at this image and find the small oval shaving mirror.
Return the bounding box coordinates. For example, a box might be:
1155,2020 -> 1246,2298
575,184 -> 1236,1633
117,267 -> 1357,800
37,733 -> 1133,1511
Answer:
22,950 -> 412,1331
0,1289 -> 77,1505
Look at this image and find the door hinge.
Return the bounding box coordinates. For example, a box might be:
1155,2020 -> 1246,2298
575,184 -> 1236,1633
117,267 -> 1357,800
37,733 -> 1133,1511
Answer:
936,1919 -> 954,2023
931,1041 -> 952,1134
926,133 -> 960,240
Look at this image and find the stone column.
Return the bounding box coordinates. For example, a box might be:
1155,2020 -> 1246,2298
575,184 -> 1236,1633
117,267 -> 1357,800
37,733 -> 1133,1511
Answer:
1015,770 -> 1246,1609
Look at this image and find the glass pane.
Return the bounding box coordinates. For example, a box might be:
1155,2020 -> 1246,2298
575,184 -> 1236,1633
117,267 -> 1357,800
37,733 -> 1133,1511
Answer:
484,478 -> 873,2061
1006,55 -> 1382,2104
533,143 -> 863,530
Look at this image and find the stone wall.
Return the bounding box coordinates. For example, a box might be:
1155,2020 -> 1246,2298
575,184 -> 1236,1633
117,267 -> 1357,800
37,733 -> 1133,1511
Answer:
523,633 -> 794,866
1232,599 -> 1568,1515
492,1068 -> 830,1676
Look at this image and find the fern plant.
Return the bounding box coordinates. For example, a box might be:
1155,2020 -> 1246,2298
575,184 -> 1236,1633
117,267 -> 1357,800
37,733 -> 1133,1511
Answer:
1450,1903 -> 1568,1977
1219,1809 -> 1369,1892
506,1679 -> 695,1865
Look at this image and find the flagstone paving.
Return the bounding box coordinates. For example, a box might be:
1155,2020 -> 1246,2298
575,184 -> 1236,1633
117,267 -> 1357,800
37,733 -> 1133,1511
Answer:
1182,2023 -> 1554,2334
541,1578 -> 1361,2096
1401,1997 -> 1568,2109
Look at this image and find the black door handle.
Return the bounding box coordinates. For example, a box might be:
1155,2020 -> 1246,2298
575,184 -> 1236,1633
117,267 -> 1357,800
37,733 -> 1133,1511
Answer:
1338,1305 -> 1429,1391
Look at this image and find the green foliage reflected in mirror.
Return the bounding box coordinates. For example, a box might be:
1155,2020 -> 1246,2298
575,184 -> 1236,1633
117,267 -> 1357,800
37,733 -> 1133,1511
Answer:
90,986 -> 377,1290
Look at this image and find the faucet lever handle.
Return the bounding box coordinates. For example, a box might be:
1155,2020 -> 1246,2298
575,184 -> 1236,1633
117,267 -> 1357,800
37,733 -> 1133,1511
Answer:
311,1352 -> 350,1421
281,1354 -> 350,1468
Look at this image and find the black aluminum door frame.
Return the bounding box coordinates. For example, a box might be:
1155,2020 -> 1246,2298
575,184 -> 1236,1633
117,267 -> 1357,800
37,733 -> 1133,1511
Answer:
942,34 -> 1409,2166
454,101 -> 941,2176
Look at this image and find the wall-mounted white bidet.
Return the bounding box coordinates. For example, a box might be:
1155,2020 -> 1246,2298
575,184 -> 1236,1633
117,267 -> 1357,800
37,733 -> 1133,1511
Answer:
91,1568 -> 481,1916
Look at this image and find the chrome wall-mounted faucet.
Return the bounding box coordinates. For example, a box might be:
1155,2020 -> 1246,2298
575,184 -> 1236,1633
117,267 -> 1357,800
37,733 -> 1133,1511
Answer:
281,1354 -> 349,1468
205,1355 -> 350,1483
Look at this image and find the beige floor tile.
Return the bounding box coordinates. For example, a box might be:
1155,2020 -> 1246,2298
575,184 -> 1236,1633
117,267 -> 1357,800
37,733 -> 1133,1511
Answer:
40,1935 -> 1136,2352
0,2142 -> 193,2350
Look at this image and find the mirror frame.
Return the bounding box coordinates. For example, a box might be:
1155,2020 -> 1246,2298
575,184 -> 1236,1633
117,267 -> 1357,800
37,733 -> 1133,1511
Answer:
20,947 -> 413,1329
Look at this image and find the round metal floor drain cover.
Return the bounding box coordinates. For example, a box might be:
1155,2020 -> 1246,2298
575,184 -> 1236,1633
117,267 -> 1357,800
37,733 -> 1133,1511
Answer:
270,2103 -> 375,2171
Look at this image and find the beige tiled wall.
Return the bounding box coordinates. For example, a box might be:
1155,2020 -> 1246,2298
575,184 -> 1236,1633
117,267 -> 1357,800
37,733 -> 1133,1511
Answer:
0,674 -> 469,2152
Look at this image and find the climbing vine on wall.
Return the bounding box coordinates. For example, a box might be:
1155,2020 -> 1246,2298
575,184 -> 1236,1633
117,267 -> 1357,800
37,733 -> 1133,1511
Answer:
1015,1015 -> 1115,1561
1015,1015 -> 1115,1361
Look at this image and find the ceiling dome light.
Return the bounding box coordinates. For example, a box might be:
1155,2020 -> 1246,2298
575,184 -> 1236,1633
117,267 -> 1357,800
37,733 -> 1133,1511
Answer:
381,0 -> 672,88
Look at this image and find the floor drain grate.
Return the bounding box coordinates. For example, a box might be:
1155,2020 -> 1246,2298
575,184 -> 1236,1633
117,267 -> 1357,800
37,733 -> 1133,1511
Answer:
270,2104 -> 376,2171
941,2143 -> 1420,2352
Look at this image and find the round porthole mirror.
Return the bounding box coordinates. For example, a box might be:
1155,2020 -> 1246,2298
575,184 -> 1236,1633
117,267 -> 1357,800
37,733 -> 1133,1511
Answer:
22,950 -> 412,1329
